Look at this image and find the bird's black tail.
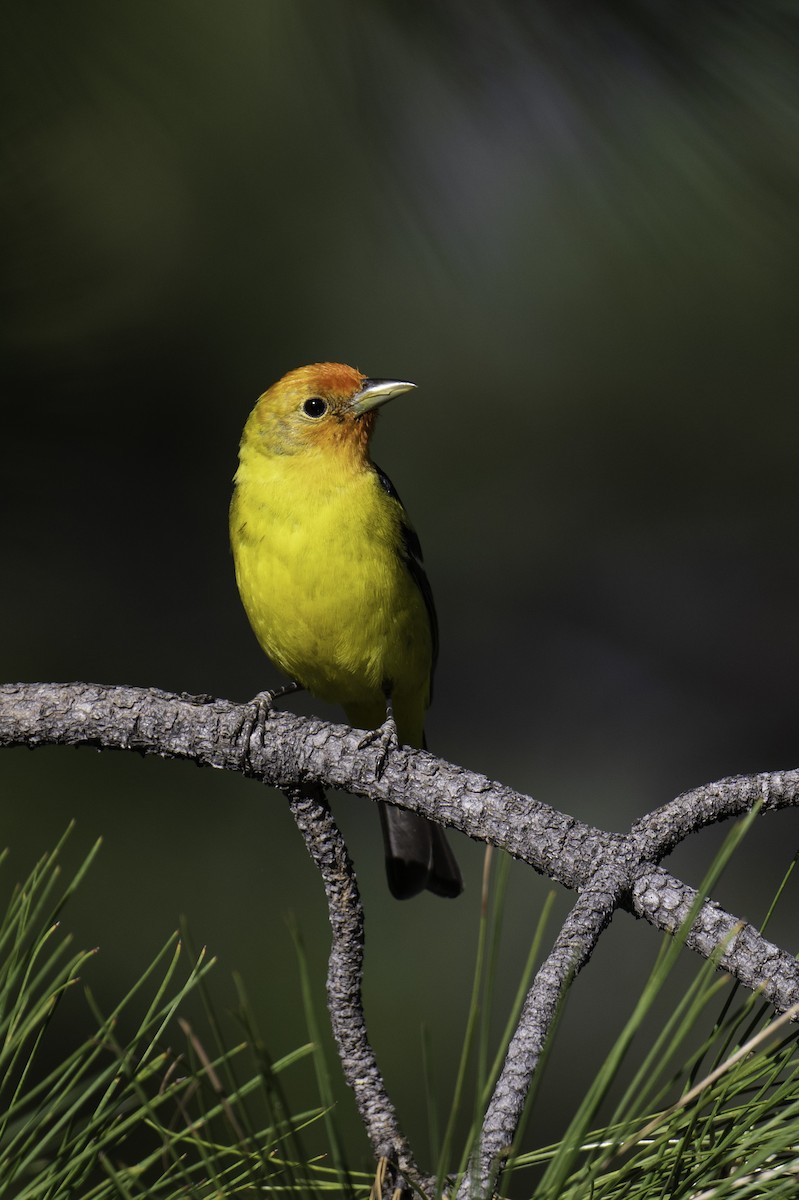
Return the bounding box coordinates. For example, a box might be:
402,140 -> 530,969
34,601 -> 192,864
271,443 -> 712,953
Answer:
378,802 -> 463,899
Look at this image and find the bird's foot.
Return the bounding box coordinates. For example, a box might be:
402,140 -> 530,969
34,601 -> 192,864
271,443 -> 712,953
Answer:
242,682 -> 303,768
358,713 -> 400,779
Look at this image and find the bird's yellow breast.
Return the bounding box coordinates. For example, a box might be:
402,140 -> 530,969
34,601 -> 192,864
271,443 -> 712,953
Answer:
230,439 -> 432,726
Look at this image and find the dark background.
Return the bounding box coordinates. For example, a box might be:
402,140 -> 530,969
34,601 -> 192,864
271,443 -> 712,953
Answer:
3,0 -> 799,1173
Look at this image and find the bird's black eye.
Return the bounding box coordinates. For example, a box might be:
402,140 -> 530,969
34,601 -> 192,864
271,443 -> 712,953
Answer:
303,397 -> 327,419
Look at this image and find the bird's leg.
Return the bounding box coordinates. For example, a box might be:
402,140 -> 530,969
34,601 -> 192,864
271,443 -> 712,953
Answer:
252,679 -> 304,712
357,693 -> 399,779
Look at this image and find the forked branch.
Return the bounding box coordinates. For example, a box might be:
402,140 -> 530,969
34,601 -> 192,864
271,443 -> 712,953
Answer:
2,681 -> 798,1197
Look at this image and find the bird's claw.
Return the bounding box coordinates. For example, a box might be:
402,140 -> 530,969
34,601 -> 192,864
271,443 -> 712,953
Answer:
240,691 -> 275,770
253,686 -> 279,732
242,682 -> 302,769
358,715 -> 400,779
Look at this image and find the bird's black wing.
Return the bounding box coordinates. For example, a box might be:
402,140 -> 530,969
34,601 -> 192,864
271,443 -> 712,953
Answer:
374,465 -> 462,900
374,464 -> 439,685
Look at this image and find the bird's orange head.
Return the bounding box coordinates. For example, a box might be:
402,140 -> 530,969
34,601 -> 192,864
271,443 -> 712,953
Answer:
243,362 -> 416,462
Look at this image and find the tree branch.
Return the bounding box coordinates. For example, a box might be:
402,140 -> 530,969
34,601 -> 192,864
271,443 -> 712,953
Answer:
630,867 -> 799,1011
462,860 -> 633,1199
284,784 -> 426,1189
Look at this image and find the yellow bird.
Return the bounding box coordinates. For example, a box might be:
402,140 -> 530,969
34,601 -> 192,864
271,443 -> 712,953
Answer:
230,362 -> 462,899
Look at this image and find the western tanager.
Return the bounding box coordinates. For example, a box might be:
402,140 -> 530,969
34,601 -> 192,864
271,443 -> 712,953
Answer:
230,362 -> 462,899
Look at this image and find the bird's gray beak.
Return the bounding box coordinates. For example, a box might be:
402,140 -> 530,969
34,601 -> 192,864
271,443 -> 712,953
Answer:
350,377 -> 417,416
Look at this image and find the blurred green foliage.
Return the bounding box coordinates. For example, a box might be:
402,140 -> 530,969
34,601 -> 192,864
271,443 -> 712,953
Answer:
2,0 -> 798,1162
